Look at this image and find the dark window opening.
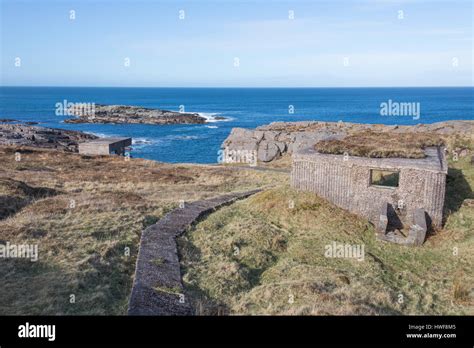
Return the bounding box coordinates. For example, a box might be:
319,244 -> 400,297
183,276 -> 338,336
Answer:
370,169 -> 399,187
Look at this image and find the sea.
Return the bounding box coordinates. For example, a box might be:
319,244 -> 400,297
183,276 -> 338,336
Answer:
0,87 -> 472,163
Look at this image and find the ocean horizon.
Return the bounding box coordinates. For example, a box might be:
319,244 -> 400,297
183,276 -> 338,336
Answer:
1,86 -> 473,163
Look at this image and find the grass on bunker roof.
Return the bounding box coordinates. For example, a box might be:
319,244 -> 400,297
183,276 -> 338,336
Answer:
315,131 -> 445,158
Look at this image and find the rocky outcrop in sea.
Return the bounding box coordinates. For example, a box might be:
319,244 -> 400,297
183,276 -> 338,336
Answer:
64,104 -> 208,125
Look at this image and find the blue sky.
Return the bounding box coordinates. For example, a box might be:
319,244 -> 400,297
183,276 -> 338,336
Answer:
0,0 -> 472,87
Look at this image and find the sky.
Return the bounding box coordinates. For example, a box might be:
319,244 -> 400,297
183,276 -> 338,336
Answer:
0,0 -> 472,87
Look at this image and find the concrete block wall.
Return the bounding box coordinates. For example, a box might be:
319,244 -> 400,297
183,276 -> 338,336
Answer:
78,143 -> 110,155
291,148 -> 446,228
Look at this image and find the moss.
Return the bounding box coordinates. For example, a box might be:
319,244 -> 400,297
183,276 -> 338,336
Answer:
153,285 -> 182,295
142,215 -> 159,228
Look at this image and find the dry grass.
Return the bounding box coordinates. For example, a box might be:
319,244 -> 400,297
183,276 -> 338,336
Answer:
258,154 -> 292,169
315,131 -> 444,158
0,146 -> 286,315
1,139 -> 472,316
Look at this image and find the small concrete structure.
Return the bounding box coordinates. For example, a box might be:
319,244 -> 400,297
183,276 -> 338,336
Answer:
78,137 -> 132,156
291,146 -> 447,243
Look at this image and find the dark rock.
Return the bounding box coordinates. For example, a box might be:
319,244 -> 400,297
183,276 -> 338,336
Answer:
0,124 -> 97,152
65,104 -> 207,125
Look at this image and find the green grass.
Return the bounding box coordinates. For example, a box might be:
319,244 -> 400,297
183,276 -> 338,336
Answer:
153,285 -> 182,296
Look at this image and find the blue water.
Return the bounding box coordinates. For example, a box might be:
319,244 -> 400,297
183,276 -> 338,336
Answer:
0,87 -> 473,163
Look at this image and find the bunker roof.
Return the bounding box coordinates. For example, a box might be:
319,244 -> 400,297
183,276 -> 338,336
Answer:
294,146 -> 447,174
81,137 -> 132,145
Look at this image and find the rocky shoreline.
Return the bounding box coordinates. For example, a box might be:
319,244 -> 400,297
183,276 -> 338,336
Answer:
222,120 -> 474,162
2,119 -> 472,161
0,123 -> 97,152
65,104 -> 208,125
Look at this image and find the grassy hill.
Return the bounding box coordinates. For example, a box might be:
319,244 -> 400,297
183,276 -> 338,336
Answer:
0,143 -> 472,315
179,155 -> 474,315
0,146 -> 283,314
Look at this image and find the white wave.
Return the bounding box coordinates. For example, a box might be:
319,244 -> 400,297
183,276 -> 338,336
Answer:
206,125 -> 218,129
131,138 -> 163,151
132,138 -> 154,145
197,112 -> 231,123
166,135 -> 201,141
83,131 -> 118,138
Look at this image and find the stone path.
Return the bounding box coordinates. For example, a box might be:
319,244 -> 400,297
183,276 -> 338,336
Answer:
128,189 -> 261,315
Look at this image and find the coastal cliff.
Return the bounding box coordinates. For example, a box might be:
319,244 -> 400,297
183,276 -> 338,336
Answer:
64,104 -> 208,125
222,120 -> 474,162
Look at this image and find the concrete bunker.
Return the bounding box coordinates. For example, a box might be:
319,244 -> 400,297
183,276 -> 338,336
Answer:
291,146 -> 447,246
78,137 -> 132,156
